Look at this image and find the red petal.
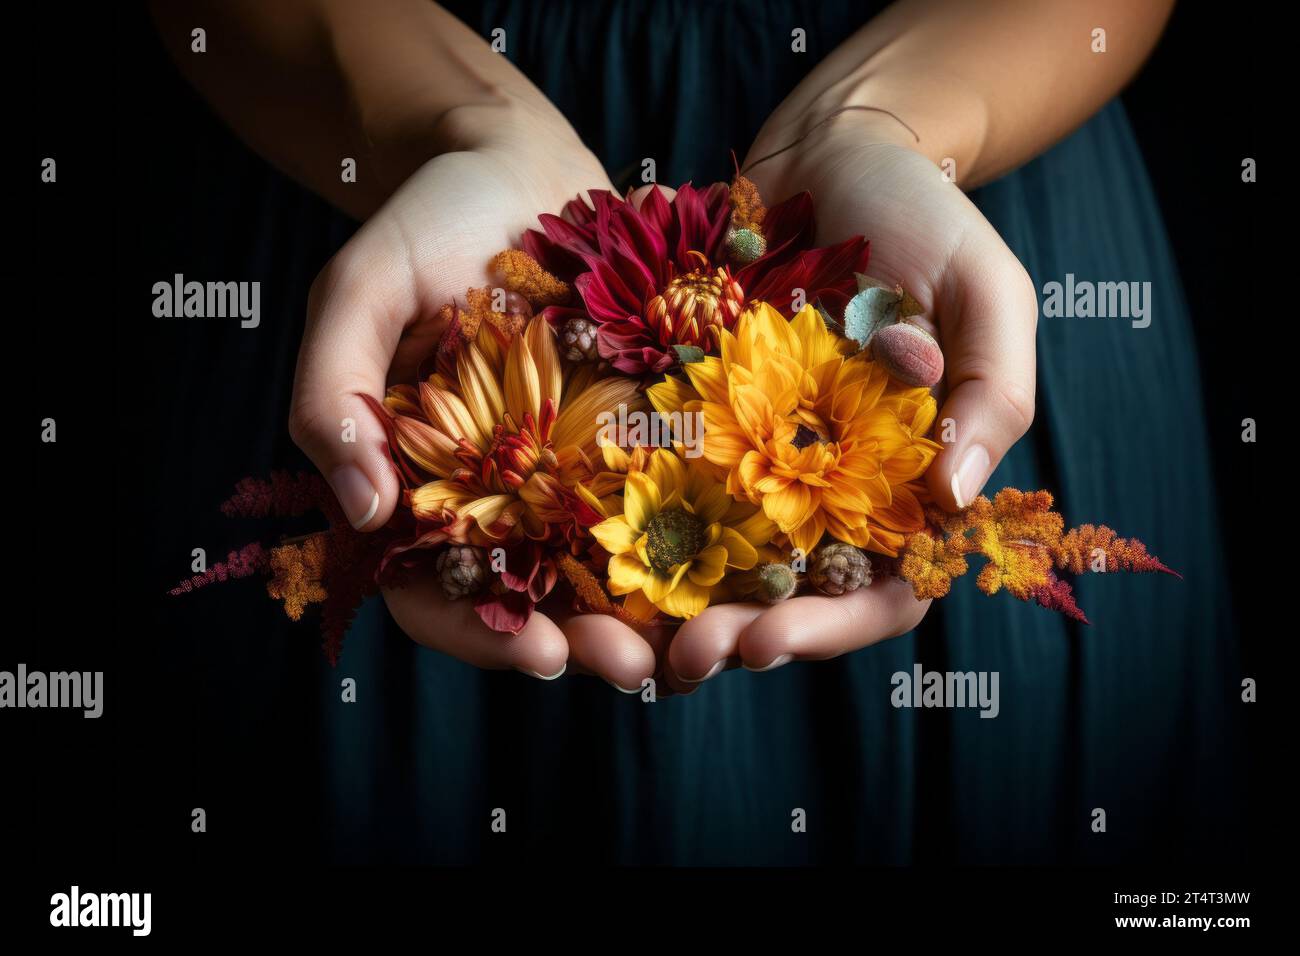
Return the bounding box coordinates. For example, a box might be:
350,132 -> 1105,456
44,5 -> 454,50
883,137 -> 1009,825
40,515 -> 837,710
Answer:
359,393 -> 421,489
474,591 -> 534,634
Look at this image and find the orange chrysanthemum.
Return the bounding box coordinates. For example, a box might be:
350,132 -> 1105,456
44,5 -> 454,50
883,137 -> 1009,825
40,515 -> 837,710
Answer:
383,315 -> 645,550
647,302 -> 942,555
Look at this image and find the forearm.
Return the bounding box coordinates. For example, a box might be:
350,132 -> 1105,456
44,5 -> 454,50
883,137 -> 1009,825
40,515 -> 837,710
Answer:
754,0 -> 1174,188
149,0 -> 583,218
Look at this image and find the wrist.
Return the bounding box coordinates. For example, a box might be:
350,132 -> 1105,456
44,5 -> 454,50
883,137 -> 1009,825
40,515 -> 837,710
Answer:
355,89 -> 608,210
748,67 -> 990,190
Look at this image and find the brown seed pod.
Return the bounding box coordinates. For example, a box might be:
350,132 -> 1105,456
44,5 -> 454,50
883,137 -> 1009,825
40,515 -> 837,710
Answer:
810,542 -> 872,596
871,321 -> 944,388
560,315 -> 600,362
436,545 -> 486,600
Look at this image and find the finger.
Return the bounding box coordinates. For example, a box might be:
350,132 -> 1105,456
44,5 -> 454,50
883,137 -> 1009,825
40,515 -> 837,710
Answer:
290,238 -> 414,531
382,578 -> 569,679
926,235 -> 1038,510
626,183 -> 677,209
737,577 -> 930,671
667,602 -> 766,684
560,613 -> 657,693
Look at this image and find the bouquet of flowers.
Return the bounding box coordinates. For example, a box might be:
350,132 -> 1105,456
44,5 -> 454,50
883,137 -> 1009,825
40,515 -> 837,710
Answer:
173,173 -> 1176,664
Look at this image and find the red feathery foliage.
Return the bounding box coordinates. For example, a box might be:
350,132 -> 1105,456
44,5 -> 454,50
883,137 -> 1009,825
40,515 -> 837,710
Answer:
316,521 -> 392,666
169,542 -> 269,595
1031,572 -> 1090,625
220,472 -> 335,520
171,470 -> 408,666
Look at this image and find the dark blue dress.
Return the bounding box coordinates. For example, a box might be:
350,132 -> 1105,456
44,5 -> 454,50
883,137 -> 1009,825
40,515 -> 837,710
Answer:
154,1 -> 1242,865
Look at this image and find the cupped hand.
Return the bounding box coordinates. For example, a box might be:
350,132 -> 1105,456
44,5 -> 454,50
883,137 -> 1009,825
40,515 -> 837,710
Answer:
290,125 -> 663,688
659,112 -> 1039,691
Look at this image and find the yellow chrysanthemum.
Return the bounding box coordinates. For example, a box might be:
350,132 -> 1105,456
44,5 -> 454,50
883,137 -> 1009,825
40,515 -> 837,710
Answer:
585,448 -> 776,621
647,302 -> 942,556
384,314 -> 644,547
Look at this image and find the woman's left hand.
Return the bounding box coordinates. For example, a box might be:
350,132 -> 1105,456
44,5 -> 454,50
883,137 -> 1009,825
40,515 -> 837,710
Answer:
658,111 -> 1039,693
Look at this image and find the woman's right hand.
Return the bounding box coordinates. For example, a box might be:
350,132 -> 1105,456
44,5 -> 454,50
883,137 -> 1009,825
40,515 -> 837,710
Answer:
289,116 -> 665,688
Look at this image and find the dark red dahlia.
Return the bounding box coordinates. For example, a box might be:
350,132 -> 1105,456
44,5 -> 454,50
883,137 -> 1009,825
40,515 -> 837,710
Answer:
524,183 -> 871,374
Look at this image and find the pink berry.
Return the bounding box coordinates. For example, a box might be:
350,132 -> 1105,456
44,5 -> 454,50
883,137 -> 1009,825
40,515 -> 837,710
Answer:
872,322 -> 944,388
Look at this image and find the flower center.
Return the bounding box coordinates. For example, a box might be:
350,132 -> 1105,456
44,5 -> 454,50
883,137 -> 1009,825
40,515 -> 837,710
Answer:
790,424 -> 823,449
644,508 -> 706,573
462,402 -> 559,493
644,252 -> 745,351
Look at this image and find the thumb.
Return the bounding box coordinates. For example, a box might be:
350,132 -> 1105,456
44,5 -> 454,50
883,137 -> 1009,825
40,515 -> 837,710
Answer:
289,245 -> 410,530
925,240 -> 1039,511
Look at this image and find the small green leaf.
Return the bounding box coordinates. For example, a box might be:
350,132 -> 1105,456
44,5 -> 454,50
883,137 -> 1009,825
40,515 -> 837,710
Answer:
843,286 -> 901,350
857,272 -> 924,318
672,344 -> 706,364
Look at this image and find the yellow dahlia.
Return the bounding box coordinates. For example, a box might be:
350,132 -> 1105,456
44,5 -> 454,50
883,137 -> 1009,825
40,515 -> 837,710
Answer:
383,314 -> 645,549
585,448 -> 776,621
647,302 -> 942,556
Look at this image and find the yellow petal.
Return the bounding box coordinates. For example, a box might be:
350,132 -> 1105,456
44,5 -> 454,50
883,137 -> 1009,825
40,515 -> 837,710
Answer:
737,449 -> 773,490
420,381 -> 486,448
825,511 -> 873,549
658,577 -> 711,620
456,342 -> 505,436
525,315 -> 562,411
394,416 -> 461,476
752,302 -> 800,356
718,527 -> 759,570
622,589 -> 659,622
409,480 -> 474,519
646,448 -> 686,496
790,303 -> 840,367
640,569 -> 676,603
731,385 -> 774,446
683,356 -> 729,406
601,441 -> 631,472
460,494 -> 518,534
687,544 -> 728,586
608,552 -> 650,595
384,384 -> 422,417
575,481 -> 609,517
503,334 -> 541,424
684,464 -> 731,524
591,516 -> 638,555
553,377 -> 645,458
646,374 -> 698,417
623,471 -> 661,532
727,506 -> 779,549
700,402 -> 752,468
787,510 -> 827,555
763,481 -> 814,532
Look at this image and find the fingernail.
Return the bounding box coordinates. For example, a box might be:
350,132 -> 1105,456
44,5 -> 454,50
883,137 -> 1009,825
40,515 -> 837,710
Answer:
681,660 -> 726,683
605,679 -> 641,694
951,444 -> 990,509
744,653 -> 793,673
518,664 -> 566,681
329,464 -> 379,529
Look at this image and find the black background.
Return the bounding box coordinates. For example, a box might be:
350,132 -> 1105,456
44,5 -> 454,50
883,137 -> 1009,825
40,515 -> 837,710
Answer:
9,0 -> 1273,936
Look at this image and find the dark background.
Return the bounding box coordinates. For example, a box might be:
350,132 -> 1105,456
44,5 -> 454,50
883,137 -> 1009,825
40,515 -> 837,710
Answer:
12,0 -> 1267,912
